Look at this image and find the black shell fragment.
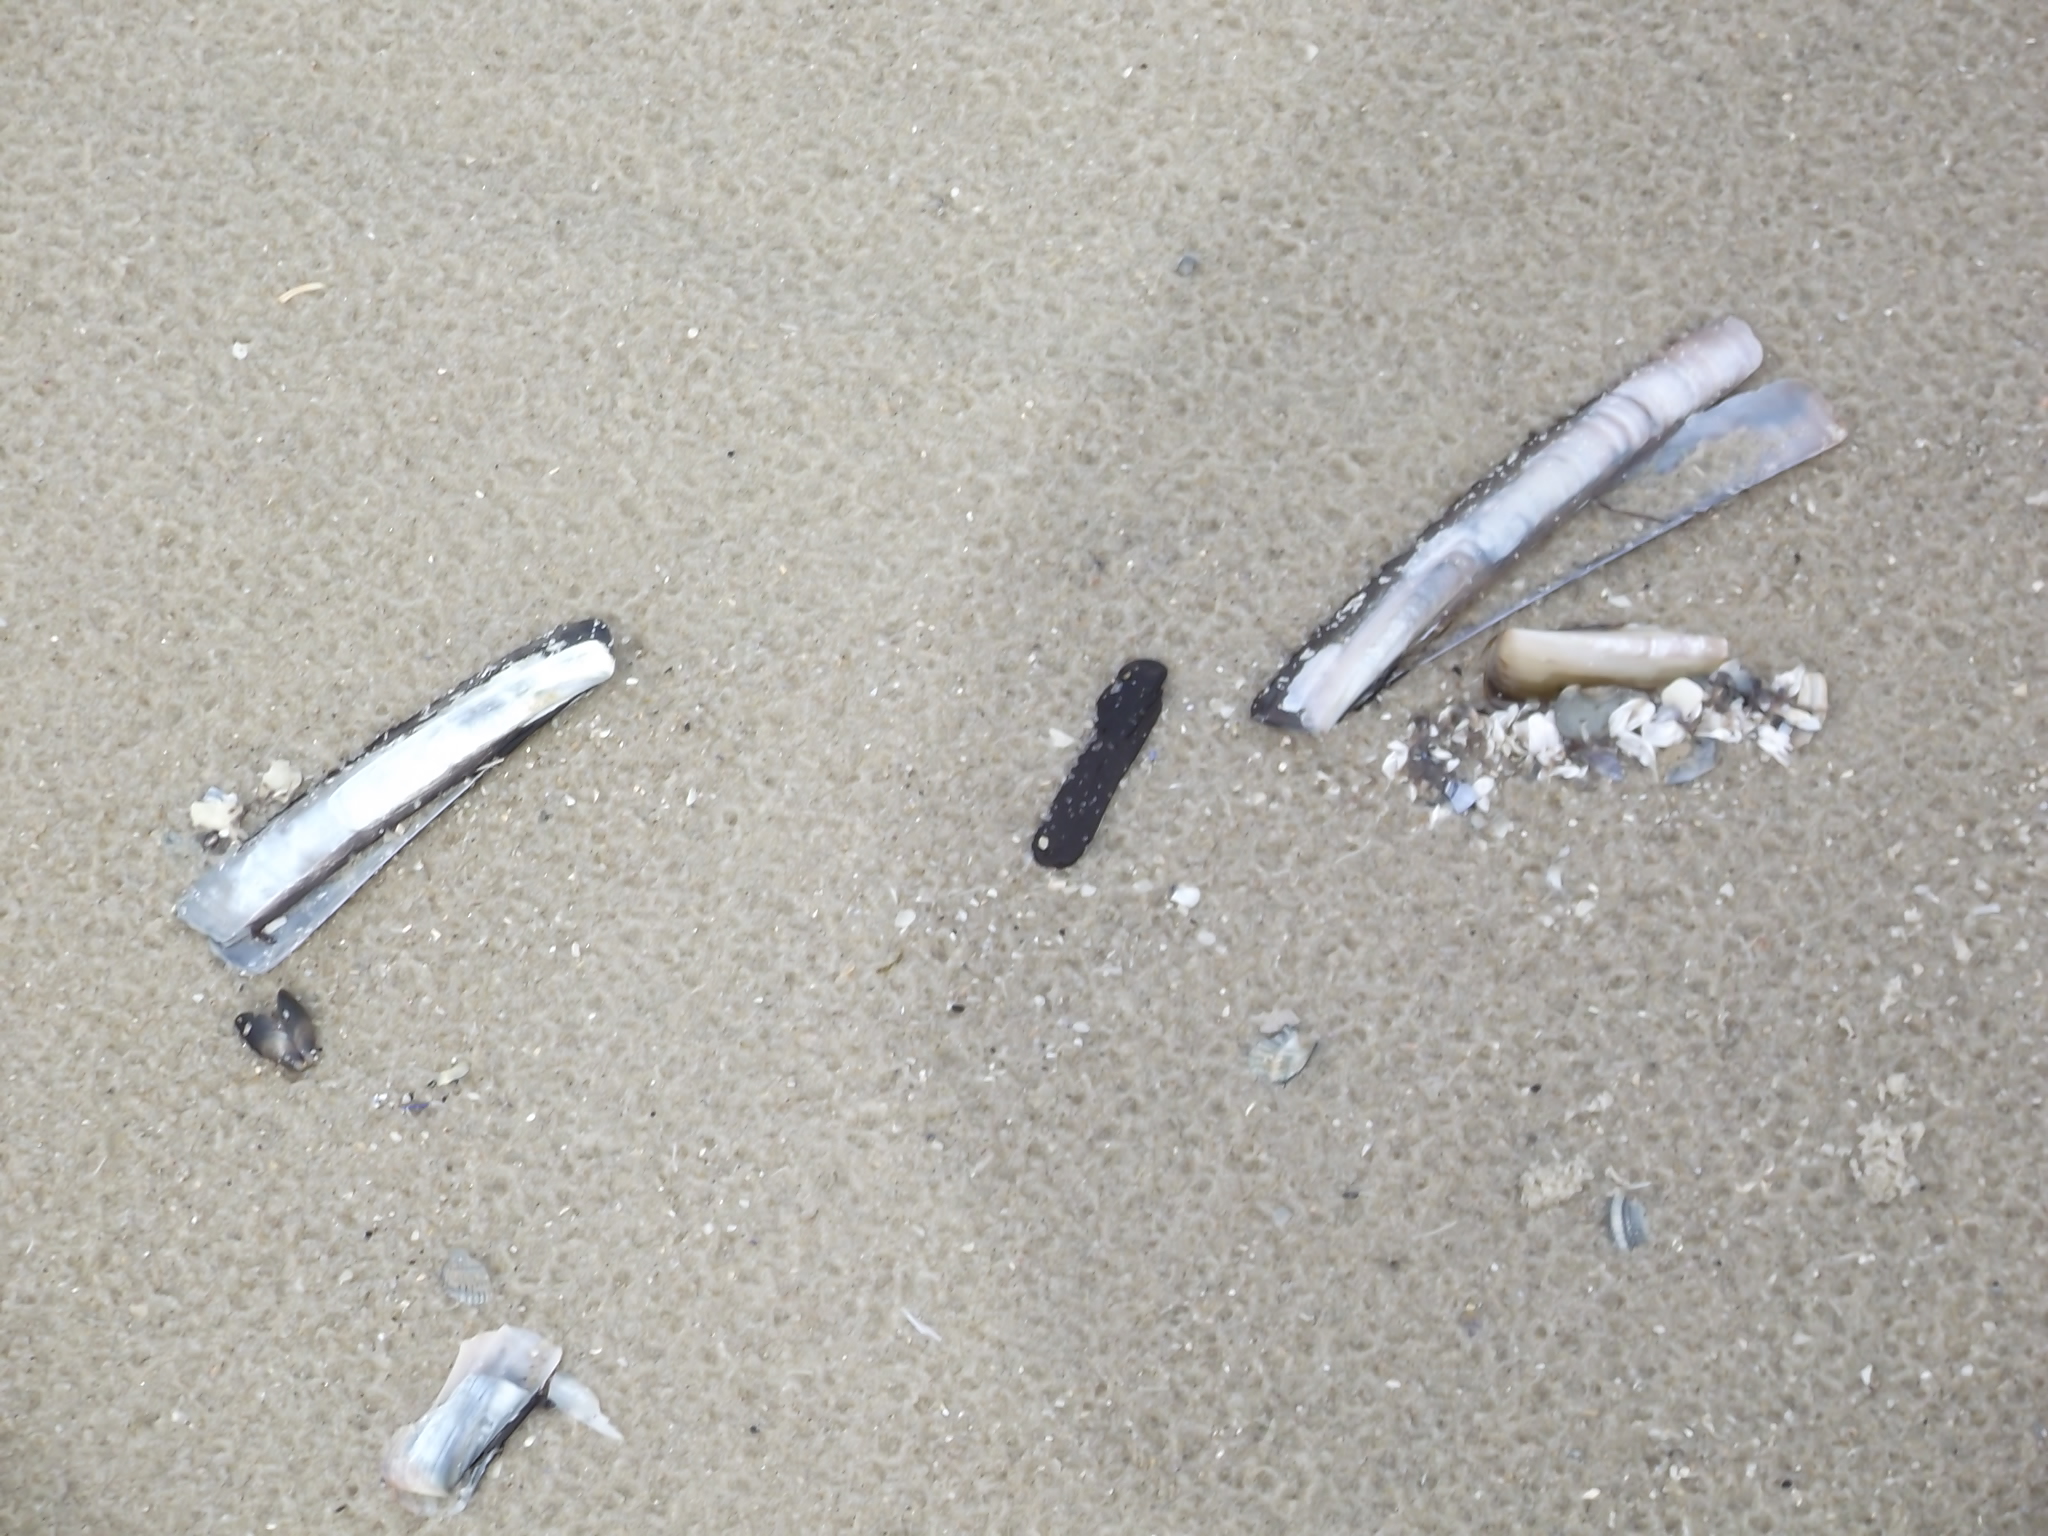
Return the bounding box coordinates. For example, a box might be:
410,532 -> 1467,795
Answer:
236,988 -> 321,1071
1032,659 -> 1167,869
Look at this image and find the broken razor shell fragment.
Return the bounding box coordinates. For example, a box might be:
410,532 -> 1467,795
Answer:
1255,318 -> 1764,732
1032,659 -> 1167,868
381,1326 -> 619,1517
234,987 -> 320,1071
1484,627 -> 1730,701
175,620 -> 615,974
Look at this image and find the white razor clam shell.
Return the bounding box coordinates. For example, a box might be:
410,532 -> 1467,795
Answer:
175,620 -> 614,970
381,1326 -> 564,1517
1256,318 -> 1764,734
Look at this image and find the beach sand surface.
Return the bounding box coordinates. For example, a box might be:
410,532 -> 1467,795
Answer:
2,1 -> 2045,1528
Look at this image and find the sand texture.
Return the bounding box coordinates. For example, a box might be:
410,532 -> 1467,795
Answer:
3,0 -> 2046,1529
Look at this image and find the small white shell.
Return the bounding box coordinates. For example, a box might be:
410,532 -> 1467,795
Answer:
1693,708 -> 1743,744
189,789 -> 243,840
1606,697 -> 1656,737
1517,711 -> 1566,767
260,760 -> 302,800
1659,676 -> 1707,722
1639,717 -> 1689,752
1795,670 -> 1829,720
1754,721 -> 1794,765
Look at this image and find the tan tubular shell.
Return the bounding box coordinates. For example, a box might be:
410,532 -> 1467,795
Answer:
1485,627 -> 1731,700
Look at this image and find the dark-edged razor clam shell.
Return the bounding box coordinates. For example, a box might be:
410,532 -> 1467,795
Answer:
1032,659 -> 1166,869
234,988 -> 320,1071
382,1327 -> 562,1516
1254,320 -> 1764,733
175,620 -> 614,974
382,1326 -> 618,1516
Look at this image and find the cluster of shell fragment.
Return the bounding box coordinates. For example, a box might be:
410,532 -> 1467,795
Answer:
1385,661 -> 1828,817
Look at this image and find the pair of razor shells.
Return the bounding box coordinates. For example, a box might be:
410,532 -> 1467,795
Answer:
176,620 -> 616,973
1254,317 -> 1846,732
383,1326 -> 620,1516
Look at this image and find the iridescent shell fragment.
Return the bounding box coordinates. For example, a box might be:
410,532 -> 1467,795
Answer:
1246,1023 -> 1316,1085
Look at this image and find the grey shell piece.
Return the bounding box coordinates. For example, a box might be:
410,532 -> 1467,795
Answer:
175,620 -> 615,974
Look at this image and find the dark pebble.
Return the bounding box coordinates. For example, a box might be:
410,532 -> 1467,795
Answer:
1032,659 -> 1168,868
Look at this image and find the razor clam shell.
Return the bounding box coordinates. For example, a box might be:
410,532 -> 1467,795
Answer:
1484,627 -> 1730,700
176,620 -> 614,972
1332,376 -> 1846,705
382,1326 -> 563,1517
1255,318 -> 1763,733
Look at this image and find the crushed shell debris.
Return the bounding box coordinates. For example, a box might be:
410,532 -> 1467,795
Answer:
1385,659 -> 1829,817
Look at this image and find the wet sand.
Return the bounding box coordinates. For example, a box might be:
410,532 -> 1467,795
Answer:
3,2 -> 2045,1529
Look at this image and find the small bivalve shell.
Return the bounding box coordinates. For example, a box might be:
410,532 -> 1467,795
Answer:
235,988 -> 320,1072
1246,1023 -> 1315,1084
1607,1193 -> 1649,1251
1486,627 -> 1730,701
440,1249 -> 494,1308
